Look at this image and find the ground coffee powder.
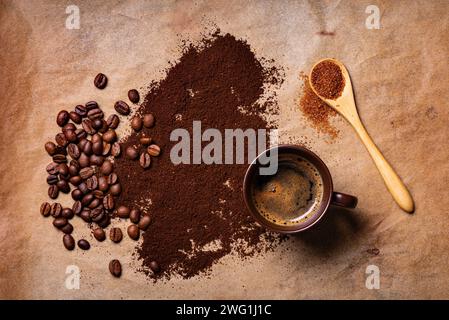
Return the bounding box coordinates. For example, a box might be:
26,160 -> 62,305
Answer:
310,60 -> 345,100
114,31 -> 284,279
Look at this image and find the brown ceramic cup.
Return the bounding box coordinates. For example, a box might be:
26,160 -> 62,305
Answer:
243,145 -> 357,233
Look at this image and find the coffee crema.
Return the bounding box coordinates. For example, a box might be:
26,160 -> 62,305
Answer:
250,154 -> 324,226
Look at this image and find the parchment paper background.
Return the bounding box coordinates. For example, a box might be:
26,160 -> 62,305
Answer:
1,0 -> 448,299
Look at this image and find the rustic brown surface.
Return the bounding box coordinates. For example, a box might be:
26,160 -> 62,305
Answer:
0,0 -> 448,299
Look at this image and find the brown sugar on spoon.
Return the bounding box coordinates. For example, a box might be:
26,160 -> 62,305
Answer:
310,60 -> 345,100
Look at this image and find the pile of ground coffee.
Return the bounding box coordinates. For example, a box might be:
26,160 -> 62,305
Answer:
114,31 -> 284,279
310,60 -> 345,100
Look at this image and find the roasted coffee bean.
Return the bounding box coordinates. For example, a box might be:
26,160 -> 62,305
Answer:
97,214 -> 111,228
56,179 -> 70,193
109,227 -> 123,243
82,119 -> 96,135
61,223 -> 73,234
88,198 -> 101,210
69,111 -> 82,124
103,194 -> 114,210
92,118 -> 103,130
67,143 -> 80,159
109,183 -> 121,196
98,176 -> 109,192
79,167 -> 94,179
90,207 -> 104,222
69,166 -> 80,178
86,176 -> 98,191
131,116 -> 142,131
109,259 -> 122,277
47,174 -> 58,185
107,173 -> 118,185
40,202 -> 51,217
99,160 -> 113,175
48,185 -> 59,199
82,140 -> 93,156
78,182 -> 89,194
45,141 -> 57,156
99,120 -> 109,133
62,208 -> 74,219
46,162 -> 59,175
72,201 -> 83,215
58,163 -> 69,176
70,159 -> 80,169
53,217 -> 68,229
63,123 -> 77,133
143,113 -> 155,128
128,89 -> 140,103
53,154 -> 67,164
63,234 -> 75,250
111,142 -> 121,157
59,172 -> 70,181
91,133 -> 101,143
78,153 -> 90,168
75,104 -> 87,117
94,73 -> 108,89
92,189 -> 104,198
102,129 -> 117,143
87,108 -> 104,121
80,210 -> 91,222
75,128 -> 87,140
90,154 -> 104,166
55,132 -> 68,147
149,261 -> 160,273
71,188 -> 83,200
107,114 -> 120,129
139,152 -> 151,169
147,144 -> 161,157
102,142 -> 111,156
85,101 -> 98,111
129,209 -> 141,224
56,110 -> 70,127
125,146 -> 139,160
114,100 -> 130,115
139,136 -> 152,145
50,203 -> 63,218
78,138 -> 88,150
92,140 -> 103,156
54,146 -> 67,156
64,129 -> 77,143
81,193 -> 94,206
138,215 -> 151,231
93,228 -> 106,242
116,205 -> 130,218
78,239 -> 90,250
127,224 -> 140,240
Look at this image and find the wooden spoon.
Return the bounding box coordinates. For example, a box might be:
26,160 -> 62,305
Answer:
309,58 -> 414,213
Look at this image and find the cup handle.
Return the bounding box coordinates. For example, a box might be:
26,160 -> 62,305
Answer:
331,192 -> 358,208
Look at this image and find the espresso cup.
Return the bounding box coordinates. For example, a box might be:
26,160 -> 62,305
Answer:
243,145 -> 357,233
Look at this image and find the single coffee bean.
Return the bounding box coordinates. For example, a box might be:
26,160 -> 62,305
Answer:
143,113 -> 155,128
50,203 -> 63,218
139,152 -> 151,169
127,224 -> 140,240
102,129 -> 117,143
45,141 -> 57,156
128,89 -> 140,103
86,176 -> 98,191
55,132 -> 68,147
103,194 -> 114,210
92,189 -> 104,198
131,116 -> 142,131
109,183 -> 121,196
75,128 -> 87,140
63,234 -> 75,250
129,209 -> 141,224
139,136 -> 152,145
81,140 -> 93,156
70,159 -> 80,169
100,160 -> 113,175
72,201 -> 83,215
53,154 -> 67,164
109,259 -> 122,277
81,193 -> 94,206
90,154 -> 104,166
75,104 -> 87,117
48,185 -> 59,199
125,146 -> 139,160
111,142 -> 121,157
58,163 -> 69,176
56,179 -> 70,193
147,144 -> 161,157
149,261 -> 160,273
63,123 -> 77,133
92,133 -> 102,143
56,110 -> 70,127
80,210 -> 91,222
92,140 -> 103,156
116,205 -> 130,218
87,108 -> 104,121
85,101 -> 98,111
99,120 -> 109,133
62,208 -> 74,219
61,223 -> 73,234
97,214 -> 111,228
102,142 -> 111,156
40,202 -> 51,217
138,215 -> 151,231
67,143 -> 80,159
90,207 -> 104,222
92,118 -> 103,130
114,100 -> 130,115
69,111 -> 82,124
82,119 -> 96,135
78,153 -> 90,168
88,198 -> 101,210
109,227 -> 123,243
77,239 -> 90,250
69,165 -> 79,177
47,174 -> 58,185
53,217 -> 68,229
78,138 -> 88,150
94,73 -> 108,89
93,228 -> 106,242
70,175 -> 82,187
98,177 -> 109,192
106,114 -> 120,129
46,162 -> 59,175
64,129 -> 78,143
78,182 -> 89,194
71,188 -> 83,200
107,173 -> 118,185
79,167 -> 94,179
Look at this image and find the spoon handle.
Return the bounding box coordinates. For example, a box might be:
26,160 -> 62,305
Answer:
351,119 -> 414,213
